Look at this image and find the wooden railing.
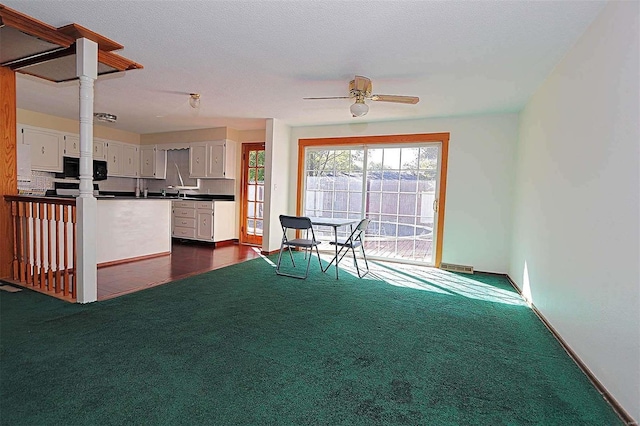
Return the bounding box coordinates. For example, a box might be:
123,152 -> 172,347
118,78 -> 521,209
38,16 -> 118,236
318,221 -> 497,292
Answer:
4,196 -> 77,302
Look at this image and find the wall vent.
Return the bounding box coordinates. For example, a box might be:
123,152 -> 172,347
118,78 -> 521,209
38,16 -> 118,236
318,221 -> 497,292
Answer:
440,263 -> 474,274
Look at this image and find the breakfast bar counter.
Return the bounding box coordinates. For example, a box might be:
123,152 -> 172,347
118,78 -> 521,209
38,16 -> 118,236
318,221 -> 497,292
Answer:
96,197 -> 172,265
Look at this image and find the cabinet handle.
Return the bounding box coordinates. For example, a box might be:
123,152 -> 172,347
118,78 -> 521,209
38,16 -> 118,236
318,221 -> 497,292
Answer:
41,146 -> 45,154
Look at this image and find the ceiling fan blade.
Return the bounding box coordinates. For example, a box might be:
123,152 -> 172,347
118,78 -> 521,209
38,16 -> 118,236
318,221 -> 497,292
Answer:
371,94 -> 419,104
353,75 -> 372,92
303,96 -> 351,100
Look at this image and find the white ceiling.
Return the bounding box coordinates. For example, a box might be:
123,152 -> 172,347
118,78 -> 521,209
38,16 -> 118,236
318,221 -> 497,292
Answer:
4,0 -> 607,135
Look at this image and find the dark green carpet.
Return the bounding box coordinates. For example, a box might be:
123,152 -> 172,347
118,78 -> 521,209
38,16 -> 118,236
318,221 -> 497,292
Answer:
0,255 -> 621,425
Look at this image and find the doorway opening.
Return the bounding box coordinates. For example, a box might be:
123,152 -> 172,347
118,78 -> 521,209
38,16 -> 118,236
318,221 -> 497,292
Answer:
240,143 -> 265,246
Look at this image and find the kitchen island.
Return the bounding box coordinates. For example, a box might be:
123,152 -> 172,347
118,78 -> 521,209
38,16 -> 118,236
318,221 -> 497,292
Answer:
96,197 -> 172,265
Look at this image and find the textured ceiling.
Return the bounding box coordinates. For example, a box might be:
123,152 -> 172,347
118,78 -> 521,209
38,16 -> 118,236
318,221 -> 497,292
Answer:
3,0 -> 607,134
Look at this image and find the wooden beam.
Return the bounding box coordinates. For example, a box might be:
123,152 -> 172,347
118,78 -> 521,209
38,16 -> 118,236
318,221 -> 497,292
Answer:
0,4 -> 74,48
0,66 -> 17,279
57,23 -> 123,52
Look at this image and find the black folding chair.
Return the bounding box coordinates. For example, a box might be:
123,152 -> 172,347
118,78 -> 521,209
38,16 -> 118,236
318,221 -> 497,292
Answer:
275,215 -> 322,279
323,218 -> 370,278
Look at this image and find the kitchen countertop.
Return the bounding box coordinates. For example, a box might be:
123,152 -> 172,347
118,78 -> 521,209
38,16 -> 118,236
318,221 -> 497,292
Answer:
38,191 -> 234,201
100,192 -> 234,201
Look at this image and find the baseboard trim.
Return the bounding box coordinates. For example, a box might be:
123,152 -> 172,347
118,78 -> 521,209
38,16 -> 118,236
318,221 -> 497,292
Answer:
214,239 -> 238,248
261,249 -> 280,256
503,274 -> 636,425
98,251 -> 171,268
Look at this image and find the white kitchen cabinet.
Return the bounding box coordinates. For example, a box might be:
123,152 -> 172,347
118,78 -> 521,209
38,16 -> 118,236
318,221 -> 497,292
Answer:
64,135 -> 108,161
122,144 -> 139,177
20,126 -> 64,172
188,143 -> 208,178
172,201 -> 198,239
189,140 -> 236,179
196,208 -> 214,240
93,139 -> 107,161
172,200 -> 236,243
140,145 -> 167,179
106,141 -> 123,176
172,200 -> 210,241
64,135 -> 80,157
106,141 -> 139,177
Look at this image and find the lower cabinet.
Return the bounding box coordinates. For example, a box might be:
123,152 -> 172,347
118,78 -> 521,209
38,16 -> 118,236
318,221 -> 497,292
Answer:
196,208 -> 214,240
172,200 -> 236,243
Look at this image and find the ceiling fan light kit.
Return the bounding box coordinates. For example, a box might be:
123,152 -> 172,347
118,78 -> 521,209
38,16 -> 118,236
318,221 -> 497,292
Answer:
304,75 -> 419,118
350,99 -> 369,117
93,112 -> 117,123
189,93 -> 201,109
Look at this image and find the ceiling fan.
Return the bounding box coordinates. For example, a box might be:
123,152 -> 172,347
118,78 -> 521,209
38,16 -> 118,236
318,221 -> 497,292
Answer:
153,91 -> 202,118
304,75 -> 419,117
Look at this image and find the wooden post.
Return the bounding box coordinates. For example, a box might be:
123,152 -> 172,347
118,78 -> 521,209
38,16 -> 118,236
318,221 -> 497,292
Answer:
0,67 -> 17,279
75,37 -> 98,303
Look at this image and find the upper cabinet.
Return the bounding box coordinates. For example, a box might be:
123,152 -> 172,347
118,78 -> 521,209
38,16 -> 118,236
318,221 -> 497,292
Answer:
64,135 -> 80,157
20,125 -> 65,172
140,145 -> 167,179
106,140 -> 139,177
18,124 -> 140,177
106,140 -> 123,176
63,135 -> 107,161
189,143 -> 207,178
64,134 -> 107,161
189,140 -> 236,179
122,144 -> 139,177
93,139 -> 107,161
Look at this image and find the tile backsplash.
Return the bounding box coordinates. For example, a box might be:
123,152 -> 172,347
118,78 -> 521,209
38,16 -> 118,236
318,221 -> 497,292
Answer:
18,170 -> 54,194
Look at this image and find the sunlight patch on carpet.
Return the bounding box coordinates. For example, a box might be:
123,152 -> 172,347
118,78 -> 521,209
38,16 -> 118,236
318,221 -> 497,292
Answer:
0,285 -> 22,293
372,262 -> 527,305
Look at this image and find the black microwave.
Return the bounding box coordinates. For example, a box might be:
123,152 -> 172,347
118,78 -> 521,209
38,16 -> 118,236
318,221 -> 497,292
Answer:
59,156 -> 108,181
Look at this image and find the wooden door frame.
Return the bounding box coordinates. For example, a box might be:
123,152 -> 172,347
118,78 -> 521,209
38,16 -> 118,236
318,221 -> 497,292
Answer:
240,142 -> 266,245
296,133 -> 450,267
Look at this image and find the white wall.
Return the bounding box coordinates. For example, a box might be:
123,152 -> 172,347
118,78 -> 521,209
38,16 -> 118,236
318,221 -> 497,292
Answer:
510,1 -> 639,421
263,119 -> 292,252
289,114 -> 519,272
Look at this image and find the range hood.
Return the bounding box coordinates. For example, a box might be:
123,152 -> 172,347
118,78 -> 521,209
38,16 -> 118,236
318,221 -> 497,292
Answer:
0,4 -> 142,82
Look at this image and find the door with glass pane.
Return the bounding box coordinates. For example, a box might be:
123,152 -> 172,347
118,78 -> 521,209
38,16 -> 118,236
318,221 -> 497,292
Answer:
241,143 -> 265,245
303,144 -> 441,265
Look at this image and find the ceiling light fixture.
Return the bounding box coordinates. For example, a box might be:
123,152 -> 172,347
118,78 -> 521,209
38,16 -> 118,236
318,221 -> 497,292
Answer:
350,97 -> 369,117
93,112 -> 117,123
189,93 -> 201,109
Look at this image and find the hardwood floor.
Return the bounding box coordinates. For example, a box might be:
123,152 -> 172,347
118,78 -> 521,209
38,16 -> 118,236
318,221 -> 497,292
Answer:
97,241 -> 262,301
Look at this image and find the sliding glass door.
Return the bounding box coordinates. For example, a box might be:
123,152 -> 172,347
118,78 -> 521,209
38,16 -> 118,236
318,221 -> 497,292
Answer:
302,143 -> 441,265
